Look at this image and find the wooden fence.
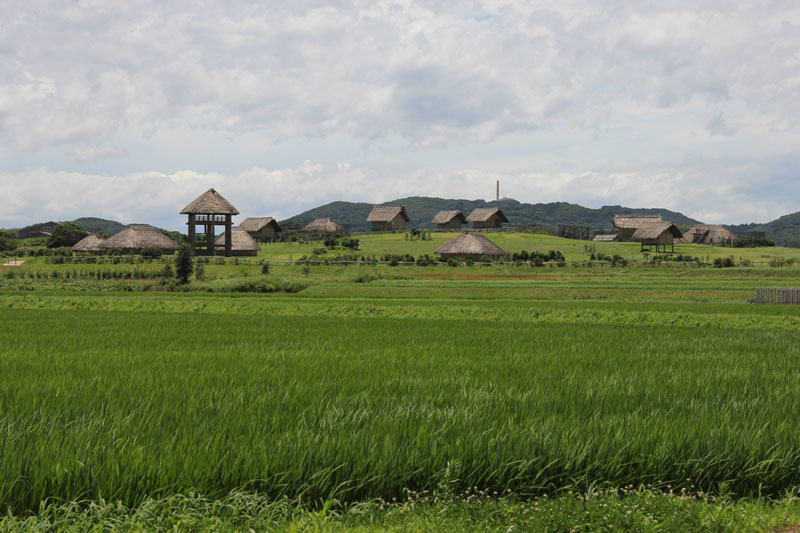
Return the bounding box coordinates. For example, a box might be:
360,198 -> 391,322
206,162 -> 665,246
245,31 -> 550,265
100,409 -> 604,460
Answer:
755,288 -> 800,304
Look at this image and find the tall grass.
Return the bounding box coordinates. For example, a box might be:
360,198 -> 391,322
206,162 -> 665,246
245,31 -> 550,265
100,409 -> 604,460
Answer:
2,308 -> 800,512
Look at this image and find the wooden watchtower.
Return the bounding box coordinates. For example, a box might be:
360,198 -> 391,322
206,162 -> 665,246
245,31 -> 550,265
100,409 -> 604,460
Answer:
180,188 -> 239,257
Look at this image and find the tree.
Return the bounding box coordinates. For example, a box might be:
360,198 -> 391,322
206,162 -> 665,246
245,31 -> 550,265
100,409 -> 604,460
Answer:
174,243 -> 194,284
0,229 -> 18,252
47,223 -> 88,248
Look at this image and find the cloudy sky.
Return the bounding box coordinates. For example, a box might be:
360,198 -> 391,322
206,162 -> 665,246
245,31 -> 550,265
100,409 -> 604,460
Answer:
1,1 -> 799,230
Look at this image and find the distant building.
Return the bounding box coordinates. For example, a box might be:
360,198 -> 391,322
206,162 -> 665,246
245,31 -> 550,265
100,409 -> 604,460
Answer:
239,217 -> 282,242
466,208 -> 508,229
612,215 -> 663,238
592,234 -> 621,242
679,225 -> 737,245
71,233 -> 106,254
366,206 -> 410,231
100,225 -> 180,254
435,231 -> 507,260
632,222 -> 683,253
17,221 -> 59,239
431,210 -> 466,230
301,218 -> 345,233
215,228 -> 260,256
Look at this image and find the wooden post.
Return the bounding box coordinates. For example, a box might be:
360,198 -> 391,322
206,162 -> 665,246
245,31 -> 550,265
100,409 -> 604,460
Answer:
206,223 -> 214,255
188,214 -> 196,253
225,215 -> 232,257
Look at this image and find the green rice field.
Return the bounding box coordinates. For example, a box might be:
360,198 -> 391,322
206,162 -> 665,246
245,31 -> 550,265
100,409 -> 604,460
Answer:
2,233 -> 800,530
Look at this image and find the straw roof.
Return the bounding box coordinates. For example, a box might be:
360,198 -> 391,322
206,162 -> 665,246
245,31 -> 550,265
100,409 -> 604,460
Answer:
631,222 -> 683,240
215,228 -> 260,252
302,217 -> 344,232
613,214 -> 663,230
100,225 -> 180,251
366,205 -> 410,223
72,232 -> 106,252
592,234 -> 619,242
681,224 -> 737,244
435,231 -> 507,257
180,188 -> 239,215
431,210 -> 466,225
239,217 -> 281,232
466,208 -> 509,223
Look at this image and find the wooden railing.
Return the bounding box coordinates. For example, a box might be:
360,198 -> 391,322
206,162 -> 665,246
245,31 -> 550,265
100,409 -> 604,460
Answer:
755,288 -> 800,304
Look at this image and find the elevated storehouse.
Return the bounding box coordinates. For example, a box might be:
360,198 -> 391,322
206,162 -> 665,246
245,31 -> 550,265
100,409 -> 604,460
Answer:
632,222 -> 683,253
367,205 -> 410,231
100,225 -> 179,254
431,210 -> 466,230
301,218 -> 344,233
71,233 -> 106,253
215,228 -> 260,256
180,188 -> 239,257
435,231 -> 507,261
466,208 -> 508,229
239,217 -> 282,242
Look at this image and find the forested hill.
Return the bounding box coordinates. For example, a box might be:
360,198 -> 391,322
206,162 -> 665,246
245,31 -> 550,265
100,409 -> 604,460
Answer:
728,212 -> 800,248
282,197 -> 702,232
70,217 -> 126,235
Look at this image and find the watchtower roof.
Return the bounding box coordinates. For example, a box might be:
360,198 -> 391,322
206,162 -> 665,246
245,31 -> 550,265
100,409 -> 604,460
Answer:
180,188 -> 239,215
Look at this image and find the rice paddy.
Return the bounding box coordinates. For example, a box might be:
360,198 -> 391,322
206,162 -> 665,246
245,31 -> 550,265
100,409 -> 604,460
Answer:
2,237 -> 800,530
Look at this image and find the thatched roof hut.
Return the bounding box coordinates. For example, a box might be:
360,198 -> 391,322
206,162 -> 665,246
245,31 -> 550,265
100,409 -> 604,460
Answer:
72,232 -> 106,253
612,215 -> 663,237
180,188 -> 239,215
100,225 -> 180,253
431,210 -> 466,229
435,231 -> 507,260
631,222 -> 682,253
367,205 -> 410,231
592,234 -> 620,242
215,228 -> 260,256
679,224 -> 737,244
302,218 -> 344,233
238,217 -> 282,242
466,208 -> 509,228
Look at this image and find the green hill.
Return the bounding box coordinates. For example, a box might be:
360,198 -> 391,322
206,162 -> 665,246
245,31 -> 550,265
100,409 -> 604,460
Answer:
282,196 -> 702,232
728,212 -> 800,248
70,217 -> 126,235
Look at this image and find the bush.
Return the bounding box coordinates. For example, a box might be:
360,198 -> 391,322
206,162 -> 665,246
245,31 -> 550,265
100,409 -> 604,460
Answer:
0,230 -> 18,252
261,262 -> 269,275
174,244 -> 194,284
713,256 -> 735,268
141,247 -> 163,259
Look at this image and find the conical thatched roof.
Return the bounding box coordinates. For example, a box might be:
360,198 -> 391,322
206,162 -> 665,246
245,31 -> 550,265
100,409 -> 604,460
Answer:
180,188 -> 239,215
72,232 -> 105,252
466,208 -> 509,223
215,228 -> 260,253
302,217 -> 344,233
100,225 -> 180,251
435,231 -> 507,258
679,224 -> 737,244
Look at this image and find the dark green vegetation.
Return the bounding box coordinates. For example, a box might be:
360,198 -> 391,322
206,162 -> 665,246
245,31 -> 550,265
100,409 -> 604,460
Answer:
46,222 -> 88,248
283,196 -> 701,232
2,260 -> 800,530
70,217 -> 127,235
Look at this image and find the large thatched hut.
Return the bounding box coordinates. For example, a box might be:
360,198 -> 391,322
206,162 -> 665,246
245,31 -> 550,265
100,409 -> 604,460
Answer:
215,228 -> 260,256
612,215 -> 663,238
71,232 -> 106,253
100,225 -> 180,254
679,224 -> 737,245
466,208 -> 508,229
435,231 -> 507,260
180,188 -> 239,257
632,222 -> 683,253
301,218 -> 344,233
367,205 -> 410,231
239,217 -> 282,242
431,210 -> 466,230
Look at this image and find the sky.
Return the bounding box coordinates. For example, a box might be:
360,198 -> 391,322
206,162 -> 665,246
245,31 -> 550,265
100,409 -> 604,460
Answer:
1,1 -> 799,230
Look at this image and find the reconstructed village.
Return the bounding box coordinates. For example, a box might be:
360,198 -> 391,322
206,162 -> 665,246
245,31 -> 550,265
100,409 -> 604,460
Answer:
2,3 -> 800,532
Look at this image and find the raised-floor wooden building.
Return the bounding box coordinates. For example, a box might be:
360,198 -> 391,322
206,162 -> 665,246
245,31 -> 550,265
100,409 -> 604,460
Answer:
466,208 -> 508,229
431,210 -> 466,230
180,188 -> 239,257
366,205 -> 410,231
239,217 -> 282,242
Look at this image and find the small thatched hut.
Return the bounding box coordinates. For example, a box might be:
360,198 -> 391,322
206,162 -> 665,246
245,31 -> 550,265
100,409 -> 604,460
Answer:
301,218 -> 344,233
592,234 -> 620,242
679,224 -> 737,245
612,215 -> 663,238
632,222 -> 683,253
100,225 -> 180,254
435,231 -> 507,260
72,233 -> 106,253
239,217 -> 282,242
215,228 -> 260,256
367,206 -> 410,231
466,208 -> 508,229
431,210 -> 466,230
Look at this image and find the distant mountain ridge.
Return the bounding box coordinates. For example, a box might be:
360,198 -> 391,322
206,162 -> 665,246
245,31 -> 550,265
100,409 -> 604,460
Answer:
282,196 -> 703,233
728,212 -> 800,248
